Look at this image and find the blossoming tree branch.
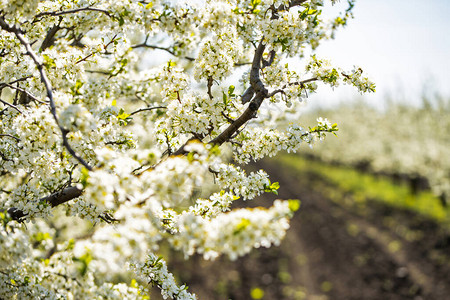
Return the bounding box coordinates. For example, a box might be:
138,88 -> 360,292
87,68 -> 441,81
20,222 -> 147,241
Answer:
0,0 -> 374,298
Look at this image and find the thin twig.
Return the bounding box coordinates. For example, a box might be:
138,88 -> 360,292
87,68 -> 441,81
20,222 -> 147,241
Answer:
235,61 -> 252,66
0,98 -> 23,114
1,83 -> 47,104
129,106 -> 166,116
132,43 -> 196,61
34,7 -> 111,20
75,34 -> 118,64
48,271 -> 82,287
0,134 -> 20,141
286,77 -> 318,87
267,77 -> 318,98
0,76 -> 32,89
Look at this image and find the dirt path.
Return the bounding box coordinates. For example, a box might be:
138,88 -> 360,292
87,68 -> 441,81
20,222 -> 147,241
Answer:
161,158 -> 450,300
258,158 -> 450,300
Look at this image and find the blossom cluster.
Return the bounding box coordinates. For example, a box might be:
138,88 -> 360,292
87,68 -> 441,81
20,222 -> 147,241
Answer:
213,164 -> 272,200
232,118 -> 338,164
169,200 -> 299,260
194,27 -> 243,81
306,55 -> 376,93
130,253 -> 197,300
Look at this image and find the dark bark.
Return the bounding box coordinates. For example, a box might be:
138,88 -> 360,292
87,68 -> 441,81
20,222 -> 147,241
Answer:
6,186 -> 83,221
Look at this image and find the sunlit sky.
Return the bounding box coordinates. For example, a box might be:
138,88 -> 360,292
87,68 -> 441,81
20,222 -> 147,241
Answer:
306,0 -> 450,109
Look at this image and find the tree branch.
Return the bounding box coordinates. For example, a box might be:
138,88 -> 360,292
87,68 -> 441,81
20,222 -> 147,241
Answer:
6,186 -> 83,221
0,98 -> 23,114
132,42 -> 195,61
0,76 -> 33,89
34,6 -> 111,20
249,40 -> 268,94
240,86 -> 254,104
130,106 -> 166,116
1,83 -> 47,104
209,40 -> 270,146
267,77 -> 318,97
40,19 -> 62,51
0,134 -> 20,141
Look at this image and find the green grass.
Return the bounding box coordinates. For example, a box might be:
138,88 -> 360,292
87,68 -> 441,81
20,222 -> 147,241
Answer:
276,154 -> 450,224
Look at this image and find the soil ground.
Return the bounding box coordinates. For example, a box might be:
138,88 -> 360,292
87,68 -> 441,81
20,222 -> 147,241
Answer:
155,158 -> 450,300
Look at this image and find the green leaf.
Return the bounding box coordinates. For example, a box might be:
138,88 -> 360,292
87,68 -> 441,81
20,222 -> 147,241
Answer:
208,144 -> 221,156
288,199 -> 301,212
186,152 -> 195,162
34,232 -> 51,242
42,54 -> 56,68
73,251 -> 92,276
264,181 -> 280,195
67,238 -> 75,250
228,85 -> 235,97
168,60 -> 176,68
118,16 -> 125,26
250,287 -> 265,299
70,79 -> 84,96
117,108 -> 130,120
131,279 -> 138,288
271,181 -> 280,190
80,167 -> 90,187
234,218 -> 251,235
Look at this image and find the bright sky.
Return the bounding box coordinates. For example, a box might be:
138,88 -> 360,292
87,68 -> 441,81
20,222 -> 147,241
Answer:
306,0 -> 450,109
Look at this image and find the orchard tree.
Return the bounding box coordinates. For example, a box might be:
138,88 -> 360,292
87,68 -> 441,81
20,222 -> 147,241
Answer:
0,0 -> 374,299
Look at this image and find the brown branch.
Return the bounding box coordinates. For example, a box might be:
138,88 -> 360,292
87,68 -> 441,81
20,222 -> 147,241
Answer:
6,186 -> 83,221
40,19 -> 62,51
241,86 -> 255,104
249,41 -> 267,93
209,93 -> 266,146
207,76 -> 214,100
209,40 -> 269,146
